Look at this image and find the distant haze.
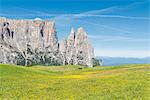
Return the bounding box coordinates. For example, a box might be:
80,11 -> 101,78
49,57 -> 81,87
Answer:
97,57 -> 150,66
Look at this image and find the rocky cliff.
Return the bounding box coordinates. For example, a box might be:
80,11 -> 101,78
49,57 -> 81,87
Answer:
0,17 -> 100,67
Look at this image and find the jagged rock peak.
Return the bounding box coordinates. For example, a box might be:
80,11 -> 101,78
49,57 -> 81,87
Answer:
78,27 -> 84,32
77,27 -> 86,34
0,17 -> 100,67
68,27 -> 75,39
77,27 -> 88,39
71,27 -> 75,33
69,27 -> 75,38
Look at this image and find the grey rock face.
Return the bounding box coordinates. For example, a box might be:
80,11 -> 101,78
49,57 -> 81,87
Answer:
75,27 -> 95,67
59,27 -> 96,67
66,28 -> 76,64
0,17 -> 99,67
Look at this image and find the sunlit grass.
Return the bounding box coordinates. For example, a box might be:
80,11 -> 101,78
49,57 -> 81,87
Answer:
0,64 -> 150,99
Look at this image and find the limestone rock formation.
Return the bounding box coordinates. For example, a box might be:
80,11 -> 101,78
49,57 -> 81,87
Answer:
59,27 -> 96,67
0,17 -> 100,67
75,27 -> 95,67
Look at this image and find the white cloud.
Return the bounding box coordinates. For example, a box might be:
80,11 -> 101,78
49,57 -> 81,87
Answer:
8,2 -> 149,21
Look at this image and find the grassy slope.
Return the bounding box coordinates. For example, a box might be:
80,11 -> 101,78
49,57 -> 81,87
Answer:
0,64 -> 150,100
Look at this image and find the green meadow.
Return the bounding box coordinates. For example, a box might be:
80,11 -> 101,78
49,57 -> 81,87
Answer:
0,64 -> 150,100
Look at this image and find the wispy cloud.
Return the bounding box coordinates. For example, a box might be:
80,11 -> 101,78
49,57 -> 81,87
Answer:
74,14 -> 150,20
89,34 -> 149,42
73,1 -> 149,20
78,6 -> 117,15
77,19 -> 134,35
3,1 -> 149,21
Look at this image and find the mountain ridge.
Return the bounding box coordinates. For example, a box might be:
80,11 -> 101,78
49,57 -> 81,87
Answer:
0,17 -> 100,67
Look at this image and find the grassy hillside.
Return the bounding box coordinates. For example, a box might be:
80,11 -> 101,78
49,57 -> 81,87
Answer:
0,64 -> 150,100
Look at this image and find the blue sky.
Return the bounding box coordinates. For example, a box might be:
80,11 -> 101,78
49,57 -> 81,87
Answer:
0,0 -> 150,57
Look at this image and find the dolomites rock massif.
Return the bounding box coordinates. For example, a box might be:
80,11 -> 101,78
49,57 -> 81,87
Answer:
0,17 -> 100,67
